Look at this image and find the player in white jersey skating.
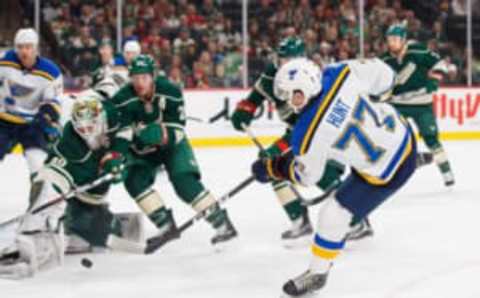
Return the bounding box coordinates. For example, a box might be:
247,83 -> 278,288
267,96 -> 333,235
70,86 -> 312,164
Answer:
251,58 -> 417,296
0,28 -> 63,205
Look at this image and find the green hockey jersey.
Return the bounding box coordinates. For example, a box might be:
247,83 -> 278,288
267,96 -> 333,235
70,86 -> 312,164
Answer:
248,63 -> 297,126
45,101 -> 125,204
381,42 -> 444,105
110,76 -> 186,155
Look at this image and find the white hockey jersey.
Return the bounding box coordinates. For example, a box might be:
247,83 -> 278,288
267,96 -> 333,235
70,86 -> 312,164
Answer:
290,58 -> 413,186
0,50 -> 63,124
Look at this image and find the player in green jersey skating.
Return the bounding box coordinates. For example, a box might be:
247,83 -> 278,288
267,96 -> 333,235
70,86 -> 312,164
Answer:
382,23 -> 454,187
110,55 -> 238,246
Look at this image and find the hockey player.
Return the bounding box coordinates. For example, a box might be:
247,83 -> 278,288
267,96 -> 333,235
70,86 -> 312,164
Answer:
110,55 -> 237,245
91,41 -> 129,87
90,41 -> 141,99
230,37 -> 356,242
0,28 -> 63,205
381,23 -> 454,186
122,40 -> 141,65
0,95 -> 142,279
251,58 -> 417,296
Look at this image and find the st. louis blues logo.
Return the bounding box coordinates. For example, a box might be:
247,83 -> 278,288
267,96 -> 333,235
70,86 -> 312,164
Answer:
9,81 -> 35,97
288,69 -> 298,80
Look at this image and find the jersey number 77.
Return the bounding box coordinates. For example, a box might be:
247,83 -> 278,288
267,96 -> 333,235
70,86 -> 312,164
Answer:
333,97 -> 396,163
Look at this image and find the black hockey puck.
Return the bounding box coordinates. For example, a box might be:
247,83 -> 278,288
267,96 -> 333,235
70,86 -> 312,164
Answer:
81,258 -> 93,268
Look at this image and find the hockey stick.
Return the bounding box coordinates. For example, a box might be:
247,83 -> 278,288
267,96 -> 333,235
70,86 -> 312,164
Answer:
0,173 -> 114,229
242,125 -> 333,207
144,175 -> 255,254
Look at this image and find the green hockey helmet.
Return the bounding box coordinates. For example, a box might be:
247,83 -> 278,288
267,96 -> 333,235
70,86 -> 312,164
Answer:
276,37 -> 306,58
386,23 -> 407,40
129,54 -> 155,76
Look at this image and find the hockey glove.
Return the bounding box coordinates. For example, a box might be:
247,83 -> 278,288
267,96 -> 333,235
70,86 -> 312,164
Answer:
252,152 -> 297,184
231,99 -> 257,131
137,123 -> 169,148
100,152 -> 127,183
33,104 -> 61,143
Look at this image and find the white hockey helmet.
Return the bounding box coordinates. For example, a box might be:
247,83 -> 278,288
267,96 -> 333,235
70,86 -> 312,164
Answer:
14,28 -> 39,48
71,95 -> 107,144
274,58 -> 322,112
123,40 -> 141,55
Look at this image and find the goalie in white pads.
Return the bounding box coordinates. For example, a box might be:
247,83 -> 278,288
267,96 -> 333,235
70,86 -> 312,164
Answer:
251,58 -> 417,296
0,96 -> 144,279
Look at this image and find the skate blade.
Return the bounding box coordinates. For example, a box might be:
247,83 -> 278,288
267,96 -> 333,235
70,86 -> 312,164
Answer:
280,291 -> 320,298
211,236 -> 239,254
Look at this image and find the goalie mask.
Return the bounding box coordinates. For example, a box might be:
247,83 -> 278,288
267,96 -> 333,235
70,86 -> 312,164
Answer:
71,97 -> 108,150
274,58 -> 322,113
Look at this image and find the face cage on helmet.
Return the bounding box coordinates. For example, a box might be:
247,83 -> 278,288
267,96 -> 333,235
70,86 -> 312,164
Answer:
72,106 -> 107,142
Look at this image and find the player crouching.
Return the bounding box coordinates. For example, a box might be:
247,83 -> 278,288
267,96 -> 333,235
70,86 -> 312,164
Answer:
0,96 -> 143,279
251,58 -> 417,296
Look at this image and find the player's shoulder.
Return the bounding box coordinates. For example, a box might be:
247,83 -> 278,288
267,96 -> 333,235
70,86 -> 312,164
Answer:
263,62 -> 278,78
0,50 -> 21,68
154,76 -> 183,101
406,41 -> 429,53
103,100 -> 121,130
322,62 -> 350,86
110,83 -> 137,106
54,123 -> 91,162
380,51 -> 393,61
33,56 -> 62,80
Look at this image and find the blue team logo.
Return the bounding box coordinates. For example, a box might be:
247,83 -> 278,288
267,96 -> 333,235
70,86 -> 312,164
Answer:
9,82 -> 35,97
4,97 -> 15,105
288,69 -> 298,80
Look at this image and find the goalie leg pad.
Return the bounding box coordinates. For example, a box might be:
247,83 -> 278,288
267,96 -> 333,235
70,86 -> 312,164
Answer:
0,231 -> 65,280
114,212 -> 144,242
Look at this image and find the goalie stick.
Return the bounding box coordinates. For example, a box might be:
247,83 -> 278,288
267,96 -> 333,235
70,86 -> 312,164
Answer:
0,174 -> 114,229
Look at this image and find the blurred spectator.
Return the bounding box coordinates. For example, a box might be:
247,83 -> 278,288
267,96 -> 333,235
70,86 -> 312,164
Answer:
123,40 -> 141,65
33,0 -> 467,88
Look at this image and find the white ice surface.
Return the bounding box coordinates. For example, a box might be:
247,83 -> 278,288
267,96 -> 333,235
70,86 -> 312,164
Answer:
0,141 -> 479,298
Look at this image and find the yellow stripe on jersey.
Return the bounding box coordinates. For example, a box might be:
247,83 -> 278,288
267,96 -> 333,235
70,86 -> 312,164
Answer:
299,66 -> 351,155
358,135 -> 413,185
0,112 -> 27,124
0,61 -> 21,69
31,69 -> 55,81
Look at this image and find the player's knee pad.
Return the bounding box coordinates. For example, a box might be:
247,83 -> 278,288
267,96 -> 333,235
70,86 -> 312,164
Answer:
19,167 -> 70,233
432,147 -> 449,164
315,197 -> 353,243
135,189 -> 166,217
272,180 -> 299,206
190,191 -> 226,228
170,173 -> 204,203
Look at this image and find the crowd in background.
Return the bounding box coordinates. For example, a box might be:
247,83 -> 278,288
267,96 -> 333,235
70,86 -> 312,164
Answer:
15,0 -> 480,89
